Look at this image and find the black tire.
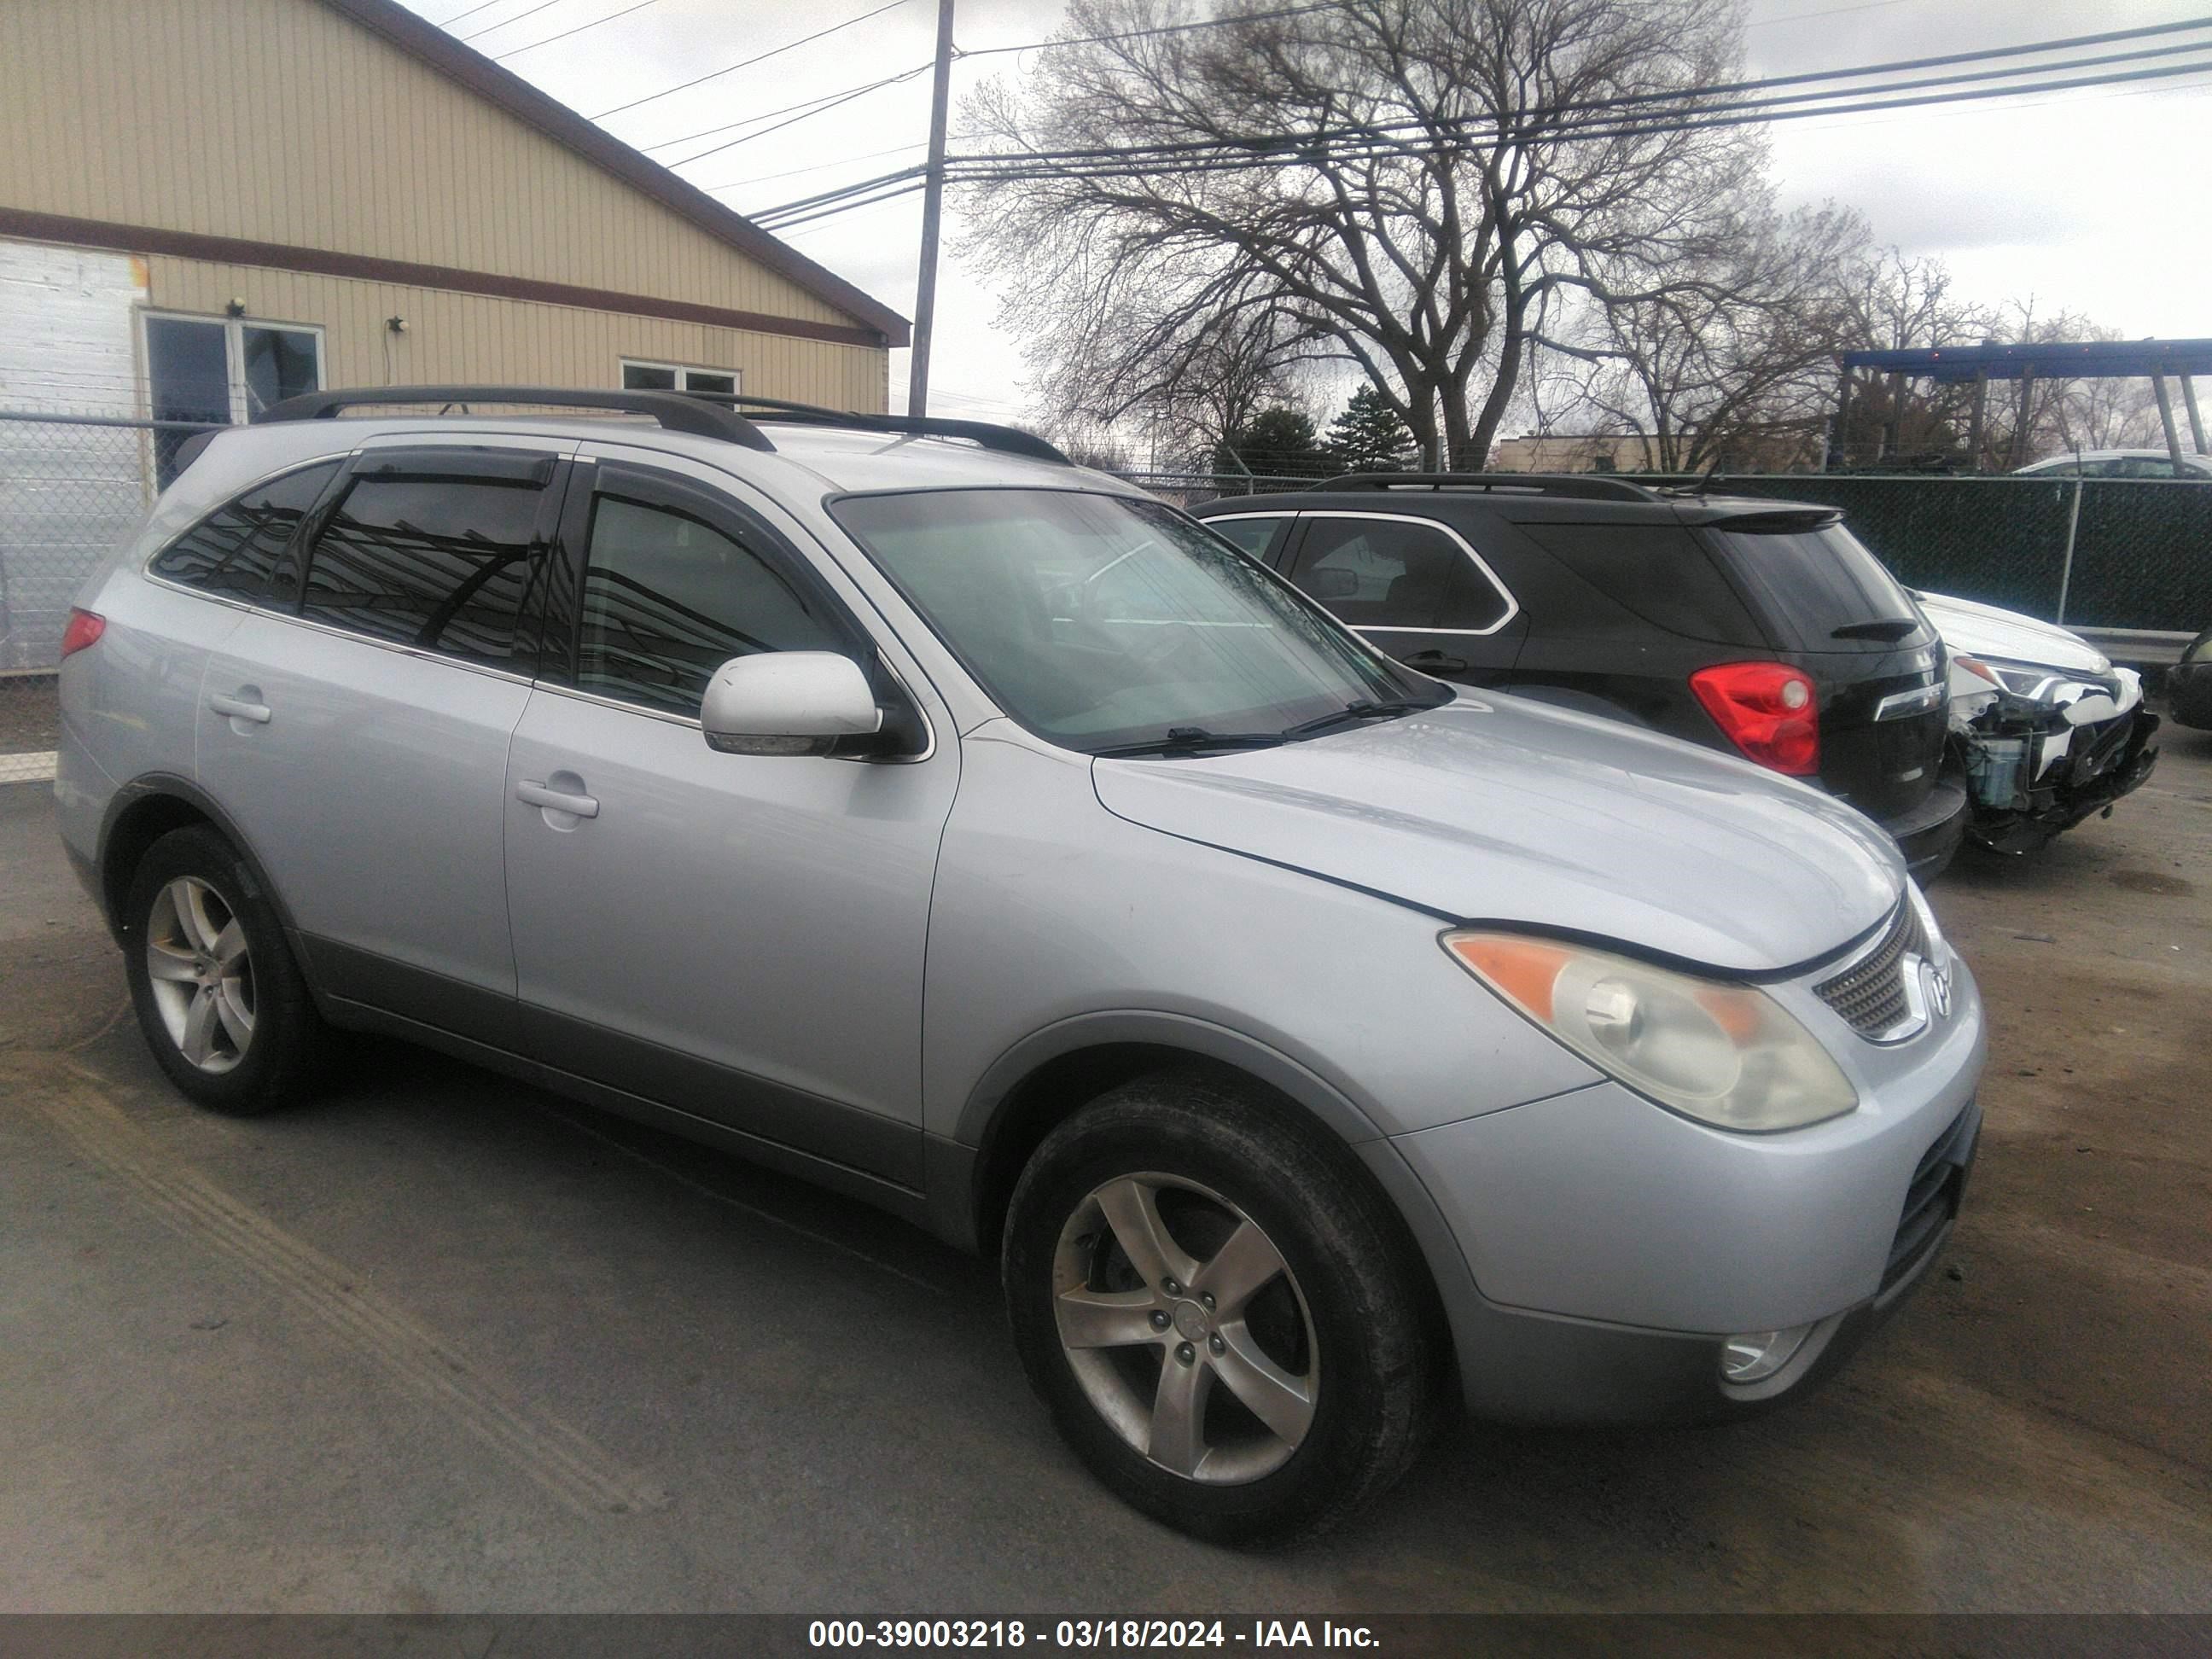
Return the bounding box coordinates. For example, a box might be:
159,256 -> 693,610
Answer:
121,824 -> 326,1115
1002,1069 -> 1436,1545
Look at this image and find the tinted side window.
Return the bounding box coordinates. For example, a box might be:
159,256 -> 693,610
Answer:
1518,521 -> 1765,647
1289,517 -> 1511,632
1207,515 -> 1288,560
300,469 -> 550,667
150,462 -> 340,600
575,487 -> 844,717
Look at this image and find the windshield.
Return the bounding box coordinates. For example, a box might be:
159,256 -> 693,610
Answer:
831,489 -> 1438,752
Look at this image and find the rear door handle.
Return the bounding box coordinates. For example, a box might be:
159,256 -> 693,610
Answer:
515,779 -> 599,819
208,692 -> 272,724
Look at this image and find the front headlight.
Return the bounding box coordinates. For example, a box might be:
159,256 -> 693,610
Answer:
1442,931 -> 1859,1132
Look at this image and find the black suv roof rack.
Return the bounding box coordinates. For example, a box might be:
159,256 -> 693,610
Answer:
255,385 -> 776,450
684,392 -> 1070,466
1305,471 -> 1662,503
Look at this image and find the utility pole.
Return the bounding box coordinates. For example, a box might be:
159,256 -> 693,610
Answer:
906,0 -> 956,418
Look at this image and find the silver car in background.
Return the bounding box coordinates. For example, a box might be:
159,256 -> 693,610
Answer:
54,388 -> 1987,1543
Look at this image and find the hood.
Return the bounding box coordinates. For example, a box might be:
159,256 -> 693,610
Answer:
1914,590 -> 2110,675
1092,694 -> 1902,975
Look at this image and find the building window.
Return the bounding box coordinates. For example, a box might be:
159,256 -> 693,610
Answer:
621,359 -> 739,396
143,311 -> 323,484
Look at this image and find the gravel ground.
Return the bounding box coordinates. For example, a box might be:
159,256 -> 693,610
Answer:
0,675 -> 61,753
0,715 -> 2206,1620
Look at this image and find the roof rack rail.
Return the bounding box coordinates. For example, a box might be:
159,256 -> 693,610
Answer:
1306,471 -> 1661,503
685,392 -> 1071,466
253,386 -> 776,451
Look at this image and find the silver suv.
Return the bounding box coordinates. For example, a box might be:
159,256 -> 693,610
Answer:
55,387 -> 1987,1543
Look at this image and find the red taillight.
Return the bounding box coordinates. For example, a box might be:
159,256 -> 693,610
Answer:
1690,661 -> 1819,776
60,608 -> 106,660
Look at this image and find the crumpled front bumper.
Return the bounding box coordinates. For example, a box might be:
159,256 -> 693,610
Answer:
1957,699 -> 2159,853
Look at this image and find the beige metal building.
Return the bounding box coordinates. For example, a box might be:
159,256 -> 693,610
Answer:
0,0 -> 908,424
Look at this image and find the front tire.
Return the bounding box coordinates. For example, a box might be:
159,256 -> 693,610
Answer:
1002,1071 -> 1435,1545
122,824 -> 325,1115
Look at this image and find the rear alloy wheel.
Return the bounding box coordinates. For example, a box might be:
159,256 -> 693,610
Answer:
1004,1071 -> 1434,1545
143,876 -> 256,1074
123,824 -> 326,1115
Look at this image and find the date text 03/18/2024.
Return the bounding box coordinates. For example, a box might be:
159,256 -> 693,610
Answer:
806,1620 -> 1380,1650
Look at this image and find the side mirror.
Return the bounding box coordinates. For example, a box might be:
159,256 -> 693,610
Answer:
701,653 -> 882,756
1306,567 -> 1359,601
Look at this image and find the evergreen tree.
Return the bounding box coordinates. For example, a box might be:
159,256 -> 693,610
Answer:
1325,387 -> 1416,472
1214,407 -> 1333,478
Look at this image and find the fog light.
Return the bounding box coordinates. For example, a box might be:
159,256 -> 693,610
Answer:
1720,1322 -> 1815,1384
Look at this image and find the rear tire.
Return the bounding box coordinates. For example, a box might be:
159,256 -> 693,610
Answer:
122,824 -> 326,1115
1002,1070 -> 1435,1545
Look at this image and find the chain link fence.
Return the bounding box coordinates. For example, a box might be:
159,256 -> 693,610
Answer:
2,411 -> 220,773
6,425 -> 2207,780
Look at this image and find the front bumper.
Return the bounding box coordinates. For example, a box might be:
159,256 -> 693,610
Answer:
1959,703 -> 2159,853
1377,962 -> 1985,1424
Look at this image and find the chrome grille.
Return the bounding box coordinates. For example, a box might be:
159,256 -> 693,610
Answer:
1814,900 -> 1929,1039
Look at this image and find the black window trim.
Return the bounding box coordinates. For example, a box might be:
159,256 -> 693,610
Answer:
283,443 -> 572,678
1284,509 -> 1522,637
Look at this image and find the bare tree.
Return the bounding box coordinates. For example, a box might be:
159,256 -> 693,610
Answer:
1531,202 -> 1869,471
961,0 -> 1765,469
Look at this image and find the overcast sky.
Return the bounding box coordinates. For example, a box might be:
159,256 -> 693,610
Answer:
402,0 -> 2212,425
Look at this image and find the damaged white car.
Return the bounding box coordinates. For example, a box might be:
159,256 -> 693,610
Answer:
1912,591 -> 2161,854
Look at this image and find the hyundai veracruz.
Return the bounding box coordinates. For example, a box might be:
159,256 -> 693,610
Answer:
55,388 -> 1987,1542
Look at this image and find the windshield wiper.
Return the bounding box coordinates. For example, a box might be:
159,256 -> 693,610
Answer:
1091,725 -> 1288,758
1278,697 -> 1436,739
1832,618 -> 1920,642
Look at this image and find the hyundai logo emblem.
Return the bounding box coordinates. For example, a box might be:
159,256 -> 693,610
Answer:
1923,957 -> 1953,1019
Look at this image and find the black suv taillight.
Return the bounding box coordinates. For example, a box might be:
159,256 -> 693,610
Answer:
1690,661 -> 1819,776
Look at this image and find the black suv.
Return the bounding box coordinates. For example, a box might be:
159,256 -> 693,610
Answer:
1192,474 -> 1968,878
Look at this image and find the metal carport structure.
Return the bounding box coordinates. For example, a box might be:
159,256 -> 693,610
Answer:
1837,337 -> 2212,472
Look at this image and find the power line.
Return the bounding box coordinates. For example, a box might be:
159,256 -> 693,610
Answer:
952,3 -> 1335,60
457,0 -> 566,42
1746,0 -> 1918,28
946,15 -> 2212,171
658,63 -> 937,171
432,0 -> 523,27
703,140 -> 928,195
588,0 -> 918,122
640,62 -> 933,156
745,27 -> 2212,226
493,0 -> 659,60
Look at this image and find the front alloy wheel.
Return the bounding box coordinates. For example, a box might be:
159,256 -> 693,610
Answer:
144,876 -> 255,1074
1054,1174 -> 1318,1484
1004,1072 -> 1435,1545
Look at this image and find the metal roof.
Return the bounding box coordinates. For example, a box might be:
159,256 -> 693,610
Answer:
1842,340 -> 2212,382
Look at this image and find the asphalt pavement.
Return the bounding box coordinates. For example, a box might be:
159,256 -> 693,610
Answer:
2,722 -> 2208,1615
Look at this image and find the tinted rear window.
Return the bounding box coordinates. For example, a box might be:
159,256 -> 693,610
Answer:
1517,521 -> 1763,646
1702,521 -> 1930,652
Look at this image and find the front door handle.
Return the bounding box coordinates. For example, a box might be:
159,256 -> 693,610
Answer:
515,779 -> 599,819
208,691 -> 272,724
